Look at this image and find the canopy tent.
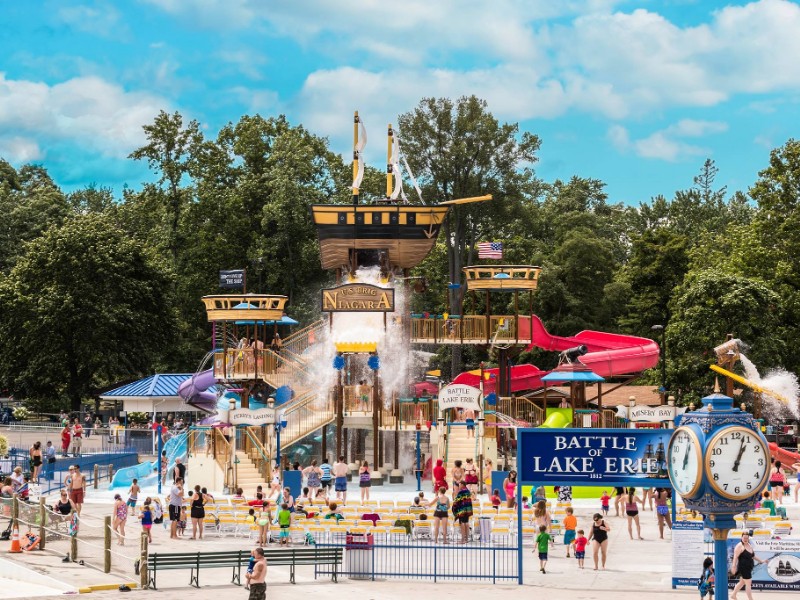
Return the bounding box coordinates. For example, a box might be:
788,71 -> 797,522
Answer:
451,364 -> 548,395
411,381 -> 439,397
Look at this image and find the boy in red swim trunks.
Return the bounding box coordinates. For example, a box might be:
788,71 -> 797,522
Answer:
572,529 -> 588,569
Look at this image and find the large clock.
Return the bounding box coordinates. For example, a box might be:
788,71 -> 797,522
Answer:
667,426 -> 702,498
705,426 -> 770,500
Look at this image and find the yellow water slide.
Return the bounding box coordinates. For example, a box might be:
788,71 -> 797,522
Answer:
709,364 -> 791,405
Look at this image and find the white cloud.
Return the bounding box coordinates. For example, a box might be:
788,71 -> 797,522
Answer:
58,2 -> 124,38
608,120 -> 727,161
0,73 -> 168,164
0,136 -> 43,163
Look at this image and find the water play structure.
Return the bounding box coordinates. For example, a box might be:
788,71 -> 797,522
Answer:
167,112 -> 665,495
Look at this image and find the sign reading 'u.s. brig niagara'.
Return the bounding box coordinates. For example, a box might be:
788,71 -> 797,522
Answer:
321,283 -> 395,312
517,428 -> 671,487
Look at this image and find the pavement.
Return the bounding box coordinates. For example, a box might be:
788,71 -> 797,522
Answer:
3,474 -> 799,598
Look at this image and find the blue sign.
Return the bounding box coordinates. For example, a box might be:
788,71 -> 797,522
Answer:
517,428 -> 671,487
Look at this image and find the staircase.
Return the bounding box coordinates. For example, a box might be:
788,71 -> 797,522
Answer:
234,451 -> 268,497
445,424 -> 479,482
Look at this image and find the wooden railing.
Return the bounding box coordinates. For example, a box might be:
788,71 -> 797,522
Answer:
240,426 -> 271,482
188,426 -> 233,488
409,315 -> 531,344
602,409 -> 628,429
494,396 -> 542,426
282,319 -> 325,359
279,392 -> 335,450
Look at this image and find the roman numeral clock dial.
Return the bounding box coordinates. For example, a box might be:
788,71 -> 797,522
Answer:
705,426 -> 770,500
667,426 -> 702,498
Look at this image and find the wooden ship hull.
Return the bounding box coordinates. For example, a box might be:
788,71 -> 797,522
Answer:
311,204 -> 450,270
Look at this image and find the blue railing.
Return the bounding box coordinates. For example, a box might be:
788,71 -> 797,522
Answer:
313,539 -> 518,583
1,449 -> 139,494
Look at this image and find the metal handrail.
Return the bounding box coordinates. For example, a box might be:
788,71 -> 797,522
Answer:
242,427 -> 271,482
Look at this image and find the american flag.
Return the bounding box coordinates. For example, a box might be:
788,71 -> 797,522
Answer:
478,242 -> 503,259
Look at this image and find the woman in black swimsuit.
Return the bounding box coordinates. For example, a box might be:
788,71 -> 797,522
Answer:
588,512 -> 611,570
54,490 -> 74,515
731,531 -> 764,600
190,484 -> 206,540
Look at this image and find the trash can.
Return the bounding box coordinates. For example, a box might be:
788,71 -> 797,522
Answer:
478,516 -> 492,543
345,532 -> 374,580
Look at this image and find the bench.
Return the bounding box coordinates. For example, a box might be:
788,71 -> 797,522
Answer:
146,547 -> 342,589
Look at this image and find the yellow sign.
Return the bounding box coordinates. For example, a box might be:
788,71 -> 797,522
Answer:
321,284 -> 395,312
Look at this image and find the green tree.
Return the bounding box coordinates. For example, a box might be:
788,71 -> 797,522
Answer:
0,213 -> 176,410
399,96 -> 542,373
666,270 -> 784,404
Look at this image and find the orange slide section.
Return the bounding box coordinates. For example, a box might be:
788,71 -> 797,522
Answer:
769,442 -> 800,470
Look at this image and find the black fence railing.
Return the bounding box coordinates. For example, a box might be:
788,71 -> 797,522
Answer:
314,538 -> 519,583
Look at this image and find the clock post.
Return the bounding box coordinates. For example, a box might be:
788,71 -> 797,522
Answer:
667,390 -> 769,600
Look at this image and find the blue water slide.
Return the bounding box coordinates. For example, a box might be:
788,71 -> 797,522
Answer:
109,431 -> 188,489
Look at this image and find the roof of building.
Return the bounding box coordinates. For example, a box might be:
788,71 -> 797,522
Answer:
100,374 -> 217,399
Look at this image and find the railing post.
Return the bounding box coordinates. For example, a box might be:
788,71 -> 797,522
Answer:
70,511 -> 78,562
38,498 -> 46,550
104,515 -> 111,573
109,464 -> 114,480
94,464 -> 99,489
140,531 -> 149,589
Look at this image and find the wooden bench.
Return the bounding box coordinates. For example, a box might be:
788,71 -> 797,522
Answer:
146,547 -> 342,589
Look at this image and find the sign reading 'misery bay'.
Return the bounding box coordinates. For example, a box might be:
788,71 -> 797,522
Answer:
321,283 -> 395,312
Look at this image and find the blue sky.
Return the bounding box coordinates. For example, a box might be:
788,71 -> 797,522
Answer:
1,0 -> 799,205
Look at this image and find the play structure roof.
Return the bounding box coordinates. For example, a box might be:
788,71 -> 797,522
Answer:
100,374 -> 218,399
541,368 -> 605,382
452,364 -> 548,394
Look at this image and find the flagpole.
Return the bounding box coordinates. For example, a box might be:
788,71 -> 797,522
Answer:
353,111 -> 360,205
386,124 -> 393,199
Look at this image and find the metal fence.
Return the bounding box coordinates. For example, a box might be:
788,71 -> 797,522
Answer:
1,449 -> 138,494
314,537 -> 519,583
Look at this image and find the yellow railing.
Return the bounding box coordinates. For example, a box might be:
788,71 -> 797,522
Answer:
602,409 -> 628,429
410,315 -> 530,343
494,396 -> 543,426
241,427 -> 271,482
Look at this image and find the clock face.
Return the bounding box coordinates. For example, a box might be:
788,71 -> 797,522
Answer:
668,426 -> 702,498
705,426 -> 770,500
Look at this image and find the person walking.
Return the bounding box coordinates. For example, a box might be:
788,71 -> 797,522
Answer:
535,525 -> 552,574
588,513 -> 611,570
624,487 -> 644,540
359,461 -> 371,502
319,456 -> 333,498
452,481 -> 473,544
29,441 -> 43,482
245,547 -> 267,600
169,478 -> 184,539
699,557 -> 715,599
503,470 -> 518,508
429,487 -> 450,544
71,418 -> 83,457
654,488 -> 672,538
69,465 -> 86,515
533,500 -> 551,534
140,499 -> 153,543
44,441 -> 56,481
333,456 -> 349,504
452,460 -> 464,490
190,484 -> 206,539
112,494 -> 128,545
731,531 -> 764,600
303,460 -> 323,500
127,479 -> 140,514
60,424 -> 71,457
433,459 -> 447,494
84,414 -> 93,438
769,461 -> 786,506
173,457 -> 186,483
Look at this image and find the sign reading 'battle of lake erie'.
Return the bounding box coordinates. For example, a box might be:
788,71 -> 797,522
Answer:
321,283 -> 395,312
517,428 -> 672,487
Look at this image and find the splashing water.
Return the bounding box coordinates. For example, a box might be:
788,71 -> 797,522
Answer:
739,354 -> 800,419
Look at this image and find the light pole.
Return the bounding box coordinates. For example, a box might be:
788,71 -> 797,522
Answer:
651,324 -> 666,404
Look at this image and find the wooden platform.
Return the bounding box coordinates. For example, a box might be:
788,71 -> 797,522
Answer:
201,294 -> 287,322
463,265 -> 541,292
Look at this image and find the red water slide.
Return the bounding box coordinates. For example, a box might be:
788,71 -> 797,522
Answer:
526,315 -> 660,377
769,442 -> 800,470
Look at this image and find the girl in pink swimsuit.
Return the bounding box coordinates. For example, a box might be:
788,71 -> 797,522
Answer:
503,470 -> 517,508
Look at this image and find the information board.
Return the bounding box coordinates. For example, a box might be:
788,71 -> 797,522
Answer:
727,536 -> 800,591
672,520 -> 706,588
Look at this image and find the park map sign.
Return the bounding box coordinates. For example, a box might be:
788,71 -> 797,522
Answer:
321,283 -> 395,312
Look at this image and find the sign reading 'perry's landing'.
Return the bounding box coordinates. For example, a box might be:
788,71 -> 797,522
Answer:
517,428 -> 671,487
321,284 -> 395,312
